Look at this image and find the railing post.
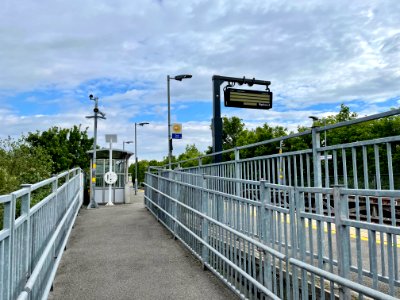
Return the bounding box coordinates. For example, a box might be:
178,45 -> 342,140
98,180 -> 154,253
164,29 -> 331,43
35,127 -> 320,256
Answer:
20,184 -> 32,288
67,169 -> 70,200
333,185 -> 350,299
144,172 -> 150,207
296,189 -> 309,299
198,157 -> 202,174
201,174 -> 209,270
290,187 -> 299,300
259,180 -> 267,241
260,179 -> 273,291
234,148 -> 241,197
156,169 -> 162,220
80,169 -> 84,206
311,126 -> 325,269
51,175 -> 58,261
311,125 -> 322,187
4,193 -> 16,299
170,171 -> 177,238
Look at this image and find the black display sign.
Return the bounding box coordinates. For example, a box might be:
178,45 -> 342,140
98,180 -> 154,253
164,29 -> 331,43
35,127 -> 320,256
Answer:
224,88 -> 273,110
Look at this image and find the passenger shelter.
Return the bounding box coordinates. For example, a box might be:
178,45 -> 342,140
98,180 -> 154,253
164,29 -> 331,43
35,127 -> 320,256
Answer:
87,148 -> 133,204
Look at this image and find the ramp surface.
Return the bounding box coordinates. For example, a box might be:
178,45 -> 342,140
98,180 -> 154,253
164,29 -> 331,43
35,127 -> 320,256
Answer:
48,191 -> 237,300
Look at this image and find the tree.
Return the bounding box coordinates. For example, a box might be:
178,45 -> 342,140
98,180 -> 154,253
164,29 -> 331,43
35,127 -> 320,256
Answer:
237,124 -> 288,158
0,137 -> 52,194
27,125 -> 94,173
222,116 -> 245,150
128,159 -> 165,187
177,144 -> 203,168
0,137 -> 53,229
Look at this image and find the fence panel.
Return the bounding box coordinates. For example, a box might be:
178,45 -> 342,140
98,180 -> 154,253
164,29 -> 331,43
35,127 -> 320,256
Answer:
0,168 -> 83,300
145,108 -> 400,299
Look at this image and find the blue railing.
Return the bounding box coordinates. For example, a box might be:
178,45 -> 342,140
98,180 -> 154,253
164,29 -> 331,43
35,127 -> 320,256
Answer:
0,168 -> 83,300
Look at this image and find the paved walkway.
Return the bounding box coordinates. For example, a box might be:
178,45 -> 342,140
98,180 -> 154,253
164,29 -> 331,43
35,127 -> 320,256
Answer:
48,191 -> 237,300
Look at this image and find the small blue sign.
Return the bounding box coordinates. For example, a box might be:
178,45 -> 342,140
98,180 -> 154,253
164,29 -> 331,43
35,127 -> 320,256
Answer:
172,133 -> 182,139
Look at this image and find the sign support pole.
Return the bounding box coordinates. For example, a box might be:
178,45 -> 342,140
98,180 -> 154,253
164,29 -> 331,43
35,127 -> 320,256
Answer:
212,75 -> 271,163
104,134 -> 117,206
106,140 -> 114,206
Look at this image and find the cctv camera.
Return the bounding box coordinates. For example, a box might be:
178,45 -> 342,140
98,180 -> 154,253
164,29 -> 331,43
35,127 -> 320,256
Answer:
89,94 -> 94,100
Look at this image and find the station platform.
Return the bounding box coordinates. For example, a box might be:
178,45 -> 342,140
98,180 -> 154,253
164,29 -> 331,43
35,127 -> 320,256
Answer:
48,191 -> 237,300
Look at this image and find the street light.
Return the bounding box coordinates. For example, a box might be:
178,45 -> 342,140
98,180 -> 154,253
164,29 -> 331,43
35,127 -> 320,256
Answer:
86,94 -> 106,209
167,74 -> 192,168
135,122 -> 149,195
123,140 -> 133,151
309,115 -> 327,147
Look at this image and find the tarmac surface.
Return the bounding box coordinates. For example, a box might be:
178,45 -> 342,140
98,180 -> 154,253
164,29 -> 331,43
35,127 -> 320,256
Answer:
48,191 -> 237,300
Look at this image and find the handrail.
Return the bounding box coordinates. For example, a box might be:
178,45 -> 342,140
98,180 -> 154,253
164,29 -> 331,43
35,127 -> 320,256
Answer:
0,168 -> 83,300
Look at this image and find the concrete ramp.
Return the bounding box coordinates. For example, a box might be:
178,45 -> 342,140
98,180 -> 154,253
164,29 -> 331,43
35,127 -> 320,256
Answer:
48,191 -> 237,300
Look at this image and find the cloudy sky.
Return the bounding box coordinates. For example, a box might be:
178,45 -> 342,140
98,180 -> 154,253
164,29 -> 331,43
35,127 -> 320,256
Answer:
1,0 -> 399,162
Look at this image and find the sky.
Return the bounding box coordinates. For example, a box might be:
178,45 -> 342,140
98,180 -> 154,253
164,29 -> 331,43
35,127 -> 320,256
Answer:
1,0 -> 400,162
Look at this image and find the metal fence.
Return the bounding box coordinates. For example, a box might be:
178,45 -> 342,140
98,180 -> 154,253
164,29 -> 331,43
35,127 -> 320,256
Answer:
0,168 -> 83,300
144,109 -> 400,299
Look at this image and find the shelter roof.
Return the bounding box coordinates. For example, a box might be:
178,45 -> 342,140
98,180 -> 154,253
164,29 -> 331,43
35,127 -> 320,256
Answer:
86,148 -> 133,160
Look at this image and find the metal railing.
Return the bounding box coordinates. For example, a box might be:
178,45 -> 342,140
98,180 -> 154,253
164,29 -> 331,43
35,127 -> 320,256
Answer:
0,168 -> 83,300
145,109 -> 400,299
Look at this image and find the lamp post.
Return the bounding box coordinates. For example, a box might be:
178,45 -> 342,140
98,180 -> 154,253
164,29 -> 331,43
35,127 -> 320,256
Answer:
135,122 -> 149,195
123,140 -> 133,151
86,94 -> 106,209
309,115 -> 327,147
167,74 -> 192,169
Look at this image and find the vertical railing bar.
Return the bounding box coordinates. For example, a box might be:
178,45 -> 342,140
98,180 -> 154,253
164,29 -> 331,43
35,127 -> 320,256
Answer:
324,148 -> 335,297
252,239 -> 257,299
294,155 -> 298,188
290,187 -> 298,300
362,145 -> 374,276
333,150 -> 338,185
386,143 -> 398,282
20,184 -> 32,294
374,144 -> 386,277
387,232 -> 395,296
333,185 -> 351,298
272,158 -> 276,187
300,154 -> 304,188
341,148 -> 352,277
7,193 -> 16,299
352,147 -> 364,293
284,211 -> 289,300
246,206 -> 250,297
298,190 -> 308,299
266,183 -> 273,292
342,148 -> 348,188
282,156 -> 287,186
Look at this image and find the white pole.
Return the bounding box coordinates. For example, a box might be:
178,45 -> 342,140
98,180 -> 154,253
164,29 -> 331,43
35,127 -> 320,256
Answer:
135,123 -> 138,195
106,140 -> 114,206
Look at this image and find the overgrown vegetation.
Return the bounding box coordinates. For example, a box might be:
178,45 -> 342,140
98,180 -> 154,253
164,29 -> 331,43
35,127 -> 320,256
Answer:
0,125 -> 94,229
27,125 -> 93,173
130,105 -> 400,186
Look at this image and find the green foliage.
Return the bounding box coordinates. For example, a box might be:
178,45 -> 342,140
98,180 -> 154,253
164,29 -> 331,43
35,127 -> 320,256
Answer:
177,144 -> 202,168
27,125 -> 94,173
0,137 -> 53,230
0,125 -> 94,229
0,137 -> 52,194
129,159 -> 165,186
134,105 -> 400,182
237,124 -> 288,159
222,116 -> 245,150
335,104 -> 358,122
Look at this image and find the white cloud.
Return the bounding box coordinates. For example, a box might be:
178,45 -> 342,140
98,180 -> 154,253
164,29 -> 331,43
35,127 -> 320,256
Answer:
0,0 -> 399,161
